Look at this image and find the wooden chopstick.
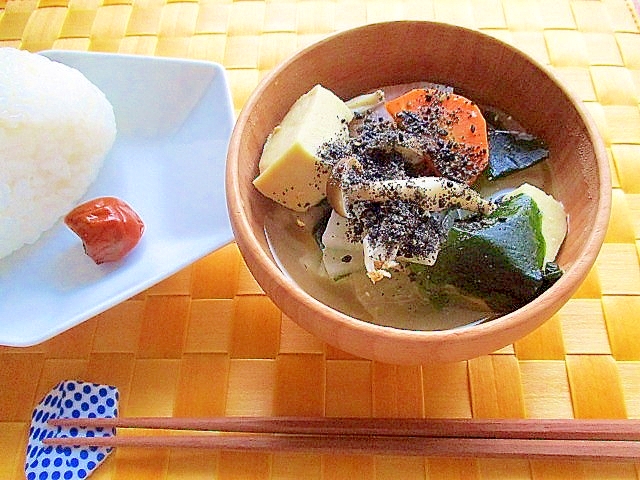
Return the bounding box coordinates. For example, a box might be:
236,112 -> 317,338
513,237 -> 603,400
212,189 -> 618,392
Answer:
44,417 -> 640,461
44,432 -> 640,461
48,417 -> 640,441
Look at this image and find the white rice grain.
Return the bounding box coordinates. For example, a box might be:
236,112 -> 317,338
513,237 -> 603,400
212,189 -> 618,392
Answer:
0,48 -> 116,259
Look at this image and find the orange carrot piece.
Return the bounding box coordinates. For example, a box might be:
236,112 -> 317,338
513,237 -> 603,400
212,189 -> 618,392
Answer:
385,88 -> 434,118
385,88 -> 489,184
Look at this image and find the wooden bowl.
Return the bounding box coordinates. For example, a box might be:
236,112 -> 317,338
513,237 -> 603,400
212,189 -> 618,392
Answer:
226,21 -> 610,364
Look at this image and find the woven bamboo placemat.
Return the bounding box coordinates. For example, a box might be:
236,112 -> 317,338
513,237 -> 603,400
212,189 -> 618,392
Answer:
1,0 -> 640,478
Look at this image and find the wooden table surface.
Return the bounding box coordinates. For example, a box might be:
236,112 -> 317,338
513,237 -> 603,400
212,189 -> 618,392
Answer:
1,0 -> 640,478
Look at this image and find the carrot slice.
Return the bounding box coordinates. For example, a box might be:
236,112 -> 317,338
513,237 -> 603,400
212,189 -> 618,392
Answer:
385,88 -> 489,184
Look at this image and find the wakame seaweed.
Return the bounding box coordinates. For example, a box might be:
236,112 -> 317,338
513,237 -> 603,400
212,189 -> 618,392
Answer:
412,194 -> 562,312
487,130 -> 549,180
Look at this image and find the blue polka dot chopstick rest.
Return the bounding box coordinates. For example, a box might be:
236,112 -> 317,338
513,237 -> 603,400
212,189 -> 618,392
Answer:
25,380 -> 119,479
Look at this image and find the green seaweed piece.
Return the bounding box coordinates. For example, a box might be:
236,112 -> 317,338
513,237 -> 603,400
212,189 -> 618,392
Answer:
487,130 -> 549,180
312,203 -> 332,249
415,194 -> 562,312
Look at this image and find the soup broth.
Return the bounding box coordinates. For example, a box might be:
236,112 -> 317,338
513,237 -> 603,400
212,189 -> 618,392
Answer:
265,160 -> 555,331
261,88 -> 559,331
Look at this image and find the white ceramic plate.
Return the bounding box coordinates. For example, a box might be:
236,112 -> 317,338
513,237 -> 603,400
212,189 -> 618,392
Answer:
0,51 -> 235,346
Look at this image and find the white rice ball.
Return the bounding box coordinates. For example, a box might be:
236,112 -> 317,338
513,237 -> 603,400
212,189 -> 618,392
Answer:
0,48 -> 116,260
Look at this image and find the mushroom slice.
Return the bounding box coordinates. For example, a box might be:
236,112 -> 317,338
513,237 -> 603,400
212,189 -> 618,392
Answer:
362,235 -> 400,283
326,156 -> 364,217
393,135 -> 429,166
345,89 -> 385,114
350,177 -> 496,215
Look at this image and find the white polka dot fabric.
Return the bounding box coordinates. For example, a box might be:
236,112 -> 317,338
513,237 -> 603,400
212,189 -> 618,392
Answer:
25,380 -> 119,479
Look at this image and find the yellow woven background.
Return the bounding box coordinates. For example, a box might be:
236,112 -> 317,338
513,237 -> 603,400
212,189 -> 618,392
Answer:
1,0 -> 640,478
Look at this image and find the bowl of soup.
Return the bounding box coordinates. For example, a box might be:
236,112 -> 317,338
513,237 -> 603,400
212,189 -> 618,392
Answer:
226,21 -> 610,364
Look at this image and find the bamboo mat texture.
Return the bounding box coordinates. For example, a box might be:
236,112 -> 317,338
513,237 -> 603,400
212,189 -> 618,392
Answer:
2,0 -> 640,478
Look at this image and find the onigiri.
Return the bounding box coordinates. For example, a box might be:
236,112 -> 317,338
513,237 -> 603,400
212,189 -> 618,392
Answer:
0,47 -> 116,260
